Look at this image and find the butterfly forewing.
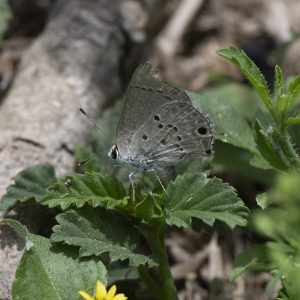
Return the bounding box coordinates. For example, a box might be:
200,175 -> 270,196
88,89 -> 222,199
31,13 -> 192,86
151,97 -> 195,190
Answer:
117,63 -> 191,158
116,62 -> 214,169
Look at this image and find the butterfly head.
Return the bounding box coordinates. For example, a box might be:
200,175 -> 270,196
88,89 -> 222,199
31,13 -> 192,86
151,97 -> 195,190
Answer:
109,144 -> 119,160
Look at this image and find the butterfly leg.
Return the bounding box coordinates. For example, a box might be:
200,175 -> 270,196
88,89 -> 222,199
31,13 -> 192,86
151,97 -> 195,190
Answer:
129,172 -> 136,202
151,169 -> 168,195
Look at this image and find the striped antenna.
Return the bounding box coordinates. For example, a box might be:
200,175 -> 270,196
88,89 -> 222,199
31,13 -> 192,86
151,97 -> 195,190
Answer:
79,108 -> 106,136
77,154 -> 96,167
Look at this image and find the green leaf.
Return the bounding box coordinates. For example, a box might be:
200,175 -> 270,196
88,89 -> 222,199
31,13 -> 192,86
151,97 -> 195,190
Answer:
287,75 -> 300,108
164,173 -> 249,229
229,244 -> 270,281
191,87 -> 275,170
276,95 -> 289,120
285,113 -> 300,125
253,120 -> 289,171
256,192 -> 272,209
274,65 -> 288,119
51,206 -> 157,268
0,0 -> 11,38
107,262 -> 139,285
198,83 -> 259,121
217,47 -> 273,115
41,172 -> 128,210
213,141 -> 274,183
274,65 -> 284,99
134,192 -> 164,222
0,164 -> 56,213
189,92 -> 258,153
3,219 -> 107,300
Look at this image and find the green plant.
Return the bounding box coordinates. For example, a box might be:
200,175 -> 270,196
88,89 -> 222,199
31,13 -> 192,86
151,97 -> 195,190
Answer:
217,47 -> 300,299
2,46 -> 300,299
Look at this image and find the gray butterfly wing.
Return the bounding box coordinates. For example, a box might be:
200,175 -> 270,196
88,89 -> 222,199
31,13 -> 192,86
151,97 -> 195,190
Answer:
128,101 -> 214,168
117,62 -> 191,158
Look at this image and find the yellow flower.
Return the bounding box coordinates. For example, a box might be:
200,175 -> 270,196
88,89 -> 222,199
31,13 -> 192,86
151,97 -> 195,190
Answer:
79,280 -> 127,300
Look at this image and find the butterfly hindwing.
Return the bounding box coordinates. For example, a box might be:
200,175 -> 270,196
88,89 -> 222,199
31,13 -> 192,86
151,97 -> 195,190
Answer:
127,101 -> 214,168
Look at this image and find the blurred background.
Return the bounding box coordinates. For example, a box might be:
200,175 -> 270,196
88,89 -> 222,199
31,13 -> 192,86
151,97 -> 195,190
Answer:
1,0 -> 300,299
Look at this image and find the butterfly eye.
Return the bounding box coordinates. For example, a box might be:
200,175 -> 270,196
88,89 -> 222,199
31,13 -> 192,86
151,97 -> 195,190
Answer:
110,145 -> 118,160
206,149 -> 212,155
142,135 -> 148,140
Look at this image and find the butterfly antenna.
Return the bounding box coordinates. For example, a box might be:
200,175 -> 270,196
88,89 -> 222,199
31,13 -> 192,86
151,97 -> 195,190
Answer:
77,154 -> 96,167
79,108 -> 106,136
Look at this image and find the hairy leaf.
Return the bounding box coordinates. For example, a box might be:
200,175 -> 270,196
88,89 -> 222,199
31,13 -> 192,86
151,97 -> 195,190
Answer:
287,75 -> 300,108
0,164 -> 56,213
253,120 -> 289,171
51,206 -> 157,267
274,65 -> 284,99
217,47 -> 273,115
165,173 -> 249,229
41,172 -> 128,210
3,219 -> 106,300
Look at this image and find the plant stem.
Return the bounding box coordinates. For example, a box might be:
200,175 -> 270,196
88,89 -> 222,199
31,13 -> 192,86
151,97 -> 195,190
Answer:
139,223 -> 179,300
138,265 -> 164,300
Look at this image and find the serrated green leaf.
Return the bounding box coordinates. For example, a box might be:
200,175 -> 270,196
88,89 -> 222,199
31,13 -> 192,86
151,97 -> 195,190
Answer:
51,206 -> 157,268
229,245 -> 270,281
164,173 -> 248,229
0,164 -> 56,213
3,219 -> 106,300
253,120 -> 289,171
217,47 -> 273,115
41,172 -> 128,210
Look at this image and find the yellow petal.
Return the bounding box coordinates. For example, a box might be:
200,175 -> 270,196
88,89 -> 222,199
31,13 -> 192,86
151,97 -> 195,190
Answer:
95,280 -> 107,300
113,294 -> 127,300
79,290 -> 94,300
106,285 -> 116,300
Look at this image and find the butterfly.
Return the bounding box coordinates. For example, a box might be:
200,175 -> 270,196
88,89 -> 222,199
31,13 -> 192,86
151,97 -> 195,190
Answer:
109,62 -> 214,170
